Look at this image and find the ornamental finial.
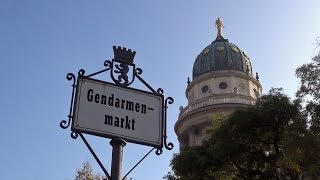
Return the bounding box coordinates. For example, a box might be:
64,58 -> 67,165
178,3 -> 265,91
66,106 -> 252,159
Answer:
215,17 -> 224,37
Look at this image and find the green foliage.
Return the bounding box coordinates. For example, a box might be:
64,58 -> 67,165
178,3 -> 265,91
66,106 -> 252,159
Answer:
294,38 -> 320,178
296,39 -> 320,102
296,39 -> 320,134
209,112 -> 230,132
162,172 -> 178,180
170,88 -> 320,179
74,161 -> 104,180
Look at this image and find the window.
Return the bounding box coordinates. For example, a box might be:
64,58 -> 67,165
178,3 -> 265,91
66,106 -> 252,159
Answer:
219,82 -> 228,89
202,85 -> 209,93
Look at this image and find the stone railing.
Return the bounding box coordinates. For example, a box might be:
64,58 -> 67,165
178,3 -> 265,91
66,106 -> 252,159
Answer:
179,96 -> 256,117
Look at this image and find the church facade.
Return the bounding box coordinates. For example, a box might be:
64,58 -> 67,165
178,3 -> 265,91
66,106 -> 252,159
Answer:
175,18 -> 262,148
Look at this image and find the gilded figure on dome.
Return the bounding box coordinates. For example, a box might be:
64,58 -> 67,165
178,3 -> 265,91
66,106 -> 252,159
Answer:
215,17 -> 224,37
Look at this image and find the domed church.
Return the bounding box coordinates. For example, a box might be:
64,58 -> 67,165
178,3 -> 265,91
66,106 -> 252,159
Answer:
175,18 -> 262,148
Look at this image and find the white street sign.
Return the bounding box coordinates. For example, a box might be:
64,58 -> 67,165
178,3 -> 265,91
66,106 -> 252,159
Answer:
72,77 -> 163,147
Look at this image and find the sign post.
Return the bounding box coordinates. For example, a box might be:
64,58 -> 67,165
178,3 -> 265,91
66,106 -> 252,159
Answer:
60,46 -> 174,180
110,138 -> 126,180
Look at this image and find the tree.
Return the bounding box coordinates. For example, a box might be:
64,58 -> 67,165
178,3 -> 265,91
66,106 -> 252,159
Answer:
75,161 -> 104,180
294,38 -> 320,177
162,172 -> 178,180
169,88 -> 320,179
296,38 -> 320,134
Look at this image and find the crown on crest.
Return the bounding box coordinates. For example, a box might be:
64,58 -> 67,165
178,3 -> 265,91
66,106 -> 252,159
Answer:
113,46 -> 136,64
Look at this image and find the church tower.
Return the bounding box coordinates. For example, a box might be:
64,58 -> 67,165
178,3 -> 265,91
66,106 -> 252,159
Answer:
175,18 -> 262,148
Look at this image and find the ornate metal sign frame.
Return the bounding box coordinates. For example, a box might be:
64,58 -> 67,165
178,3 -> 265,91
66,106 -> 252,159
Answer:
71,76 -> 164,148
60,46 -> 174,179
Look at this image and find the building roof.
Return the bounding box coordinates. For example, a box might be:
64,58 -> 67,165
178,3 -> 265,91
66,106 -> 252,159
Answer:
192,35 -> 253,79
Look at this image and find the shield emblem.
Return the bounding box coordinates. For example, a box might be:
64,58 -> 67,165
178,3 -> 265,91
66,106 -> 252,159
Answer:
110,59 -> 136,87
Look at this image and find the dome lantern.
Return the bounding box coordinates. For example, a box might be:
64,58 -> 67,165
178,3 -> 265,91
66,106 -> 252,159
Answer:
192,18 -> 253,80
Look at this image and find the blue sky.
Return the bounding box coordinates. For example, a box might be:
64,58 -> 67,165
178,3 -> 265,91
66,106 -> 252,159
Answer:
1,1 -> 320,180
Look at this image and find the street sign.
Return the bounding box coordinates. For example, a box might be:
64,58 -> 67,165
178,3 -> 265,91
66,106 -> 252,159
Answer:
61,46 -> 174,180
71,76 -> 164,147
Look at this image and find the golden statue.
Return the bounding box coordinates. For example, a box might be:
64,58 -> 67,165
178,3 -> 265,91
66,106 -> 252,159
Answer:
215,17 -> 224,37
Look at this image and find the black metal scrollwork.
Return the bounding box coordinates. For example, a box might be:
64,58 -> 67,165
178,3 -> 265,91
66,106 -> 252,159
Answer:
104,60 -> 112,68
157,88 -> 164,95
61,46 -> 174,166
71,131 -> 78,139
78,69 -> 86,76
135,68 -> 143,75
135,69 -> 157,94
155,148 -> 163,155
60,73 -> 76,129
164,97 -> 174,150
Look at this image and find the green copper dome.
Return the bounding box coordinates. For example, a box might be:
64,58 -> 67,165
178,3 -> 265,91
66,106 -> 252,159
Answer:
192,36 -> 253,79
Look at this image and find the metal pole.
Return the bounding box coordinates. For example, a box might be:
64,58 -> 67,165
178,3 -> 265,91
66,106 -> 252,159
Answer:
110,138 -> 126,180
